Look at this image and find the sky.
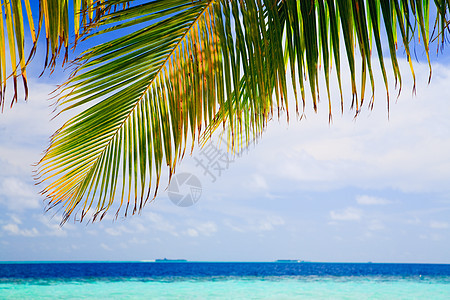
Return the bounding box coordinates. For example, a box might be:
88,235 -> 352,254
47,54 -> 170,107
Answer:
1,6 -> 450,263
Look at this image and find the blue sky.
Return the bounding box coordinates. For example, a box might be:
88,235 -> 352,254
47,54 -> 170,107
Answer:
0,4 -> 450,263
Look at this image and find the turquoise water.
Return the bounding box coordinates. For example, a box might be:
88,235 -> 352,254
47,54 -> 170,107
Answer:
1,262 -> 449,299
2,276 -> 450,299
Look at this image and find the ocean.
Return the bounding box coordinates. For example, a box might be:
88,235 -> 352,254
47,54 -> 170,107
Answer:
1,262 -> 449,299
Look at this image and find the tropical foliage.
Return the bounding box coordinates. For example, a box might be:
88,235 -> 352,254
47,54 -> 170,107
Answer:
1,0 -> 448,223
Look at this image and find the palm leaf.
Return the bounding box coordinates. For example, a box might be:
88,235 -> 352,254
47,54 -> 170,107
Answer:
38,0 -> 221,222
36,0 -> 449,223
0,0 -> 122,109
0,0 -> 34,109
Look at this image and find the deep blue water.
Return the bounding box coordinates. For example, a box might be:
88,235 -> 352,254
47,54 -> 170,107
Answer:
1,262 -> 450,280
1,263 -> 450,299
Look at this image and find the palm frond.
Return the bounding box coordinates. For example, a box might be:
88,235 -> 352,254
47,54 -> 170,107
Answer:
203,0 -> 450,145
36,0 -> 449,223
0,0 -> 120,109
38,0 -> 222,223
0,0 -> 34,109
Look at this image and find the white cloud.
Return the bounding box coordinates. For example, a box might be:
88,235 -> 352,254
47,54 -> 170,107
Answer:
430,233 -> 445,241
8,214 -> 22,225
105,227 -> 123,236
247,174 -> 268,190
128,237 -> 148,245
0,82 -> 65,178
43,224 -> 67,237
223,219 -> 245,232
183,221 -> 217,237
405,218 -> 421,225
145,212 -> 179,236
36,215 -> 75,237
253,215 -> 285,231
2,214 -> 39,237
100,243 -> 113,251
430,221 -> 449,229
356,195 -> 391,205
0,81 -> 64,136
2,223 -> 39,237
104,221 -> 147,236
223,215 -> 285,233
105,225 -> 131,236
360,231 -> 374,240
236,59 -> 450,194
184,228 -> 199,237
330,207 -> 362,221
194,221 -> 217,236
368,219 -> 385,231
0,177 -> 40,211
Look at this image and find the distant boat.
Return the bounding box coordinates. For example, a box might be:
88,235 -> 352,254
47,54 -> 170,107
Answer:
275,260 -> 301,263
155,258 -> 187,262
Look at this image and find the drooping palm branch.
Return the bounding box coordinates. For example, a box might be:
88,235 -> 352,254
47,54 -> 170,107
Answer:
9,0 -> 448,223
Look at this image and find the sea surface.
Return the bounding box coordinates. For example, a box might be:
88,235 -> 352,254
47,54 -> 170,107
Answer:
1,262 -> 449,299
